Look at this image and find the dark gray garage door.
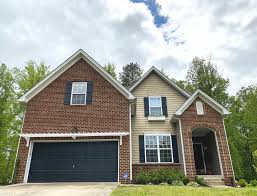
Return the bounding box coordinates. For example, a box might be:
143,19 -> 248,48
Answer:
28,141 -> 118,182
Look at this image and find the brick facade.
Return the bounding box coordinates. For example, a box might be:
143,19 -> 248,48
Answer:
22,58 -> 129,134
180,98 -> 234,186
16,58 -> 130,183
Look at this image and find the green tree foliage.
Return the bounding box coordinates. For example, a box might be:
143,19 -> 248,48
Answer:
14,60 -> 50,95
119,62 -> 143,88
253,150 -> 257,173
225,85 -> 257,180
177,57 -> 229,105
0,64 -> 21,184
0,61 -> 50,184
103,63 -> 117,79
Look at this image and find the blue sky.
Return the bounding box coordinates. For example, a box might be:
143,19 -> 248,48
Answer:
131,0 -> 168,27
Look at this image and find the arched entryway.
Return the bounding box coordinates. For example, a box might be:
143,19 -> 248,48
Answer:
192,128 -> 222,175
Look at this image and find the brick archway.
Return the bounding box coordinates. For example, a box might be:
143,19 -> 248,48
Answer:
180,98 -> 234,186
191,126 -> 223,176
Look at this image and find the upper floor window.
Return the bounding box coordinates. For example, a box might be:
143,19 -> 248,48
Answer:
70,82 -> 87,105
149,96 -> 163,116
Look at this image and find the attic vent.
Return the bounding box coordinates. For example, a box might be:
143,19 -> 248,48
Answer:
196,101 -> 204,115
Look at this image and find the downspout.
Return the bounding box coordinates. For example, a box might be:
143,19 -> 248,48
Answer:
173,116 -> 187,175
129,103 -> 132,181
222,118 -> 235,180
11,109 -> 26,183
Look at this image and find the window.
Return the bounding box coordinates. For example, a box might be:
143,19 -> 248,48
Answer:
196,101 -> 204,115
70,82 -> 87,105
145,135 -> 173,163
149,96 -> 162,116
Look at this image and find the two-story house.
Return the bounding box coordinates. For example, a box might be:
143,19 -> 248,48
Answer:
15,49 -> 234,186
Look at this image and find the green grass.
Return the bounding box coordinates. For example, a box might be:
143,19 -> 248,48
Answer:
111,185 -> 257,196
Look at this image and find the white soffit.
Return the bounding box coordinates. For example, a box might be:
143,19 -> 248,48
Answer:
175,89 -> 230,116
129,66 -> 190,98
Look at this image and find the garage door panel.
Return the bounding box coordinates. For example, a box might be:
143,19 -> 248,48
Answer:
30,160 -> 74,170
28,141 -> 118,182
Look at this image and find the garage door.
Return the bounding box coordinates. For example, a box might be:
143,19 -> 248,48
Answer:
28,141 -> 118,182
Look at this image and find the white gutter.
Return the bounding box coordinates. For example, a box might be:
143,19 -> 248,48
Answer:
222,119 -> 235,180
129,103 -> 132,181
11,111 -> 26,182
173,116 -> 187,175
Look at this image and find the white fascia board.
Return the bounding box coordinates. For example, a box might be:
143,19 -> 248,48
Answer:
175,89 -> 230,116
20,132 -> 129,138
19,49 -> 135,103
129,66 -> 190,98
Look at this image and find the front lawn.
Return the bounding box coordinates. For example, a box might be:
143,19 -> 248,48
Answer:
111,185 -> 257,196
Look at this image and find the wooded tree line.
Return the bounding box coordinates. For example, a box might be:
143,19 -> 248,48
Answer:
0,57 -> 256,184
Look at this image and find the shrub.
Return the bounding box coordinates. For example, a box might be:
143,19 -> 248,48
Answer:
160,182 -> 169,186
246,184 -> 253,188
171,180 -> 184,186
195,176 -> 206,186
134,168 -> 188,185
250,179 -> 257,187
187,181 -> 200,187
238,179 -> 248,187
134,171 -> 150,184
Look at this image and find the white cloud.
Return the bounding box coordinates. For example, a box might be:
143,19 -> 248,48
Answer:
0,0 -> 256,94
157,0 -> 257,93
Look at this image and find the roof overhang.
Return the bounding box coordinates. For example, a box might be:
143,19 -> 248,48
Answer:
21,132 -> 129,146
175,89 -> 230,116
19,49 -> 135,103
129,66 -> 190,98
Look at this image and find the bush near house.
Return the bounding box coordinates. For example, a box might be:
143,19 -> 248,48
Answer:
134,168 -> 188,185
250,180 -> 257,187
238,179 -> 248,187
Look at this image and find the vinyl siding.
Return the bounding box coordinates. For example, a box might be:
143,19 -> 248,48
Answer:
131,72 -> 187,163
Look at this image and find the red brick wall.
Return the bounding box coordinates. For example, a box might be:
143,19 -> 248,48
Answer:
16,58 -> 130,183
180,98 -> 234,186
132,163 -> 182,181
23,58 -> 129,133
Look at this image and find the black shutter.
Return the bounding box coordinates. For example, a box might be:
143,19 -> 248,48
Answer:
162,97 -> 168,117
144,97 -> 149,117
64,81 -> 72,105
86,81 -> 93,104
172,135 -> 179,163
139,135 -> 145,163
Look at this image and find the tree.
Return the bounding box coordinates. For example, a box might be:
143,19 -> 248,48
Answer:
119,62 -> 143,88
0,64 -> 21,184
14,60 -> 50,95
0,60 -> 51,184
176,80 -> 194,94
181,57 -> 230,105
225,85 -> 257,180
104,63 -> 117,79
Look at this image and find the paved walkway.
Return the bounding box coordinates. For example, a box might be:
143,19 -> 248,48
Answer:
0,182 -> 117,196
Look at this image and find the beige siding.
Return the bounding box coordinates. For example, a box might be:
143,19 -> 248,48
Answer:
131,72 -> 187,163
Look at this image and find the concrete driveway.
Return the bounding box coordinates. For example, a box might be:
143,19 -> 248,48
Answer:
0,182 -> 117,196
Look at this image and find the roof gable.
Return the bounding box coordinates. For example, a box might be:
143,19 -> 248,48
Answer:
19,49 -> 135,103
129,66 -> 190,98
175,89 -> 229,116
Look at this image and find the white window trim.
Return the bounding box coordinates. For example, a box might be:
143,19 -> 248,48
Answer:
70,82 -> 87,105
144,134 -> 173,163
148,96 -> 163,116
